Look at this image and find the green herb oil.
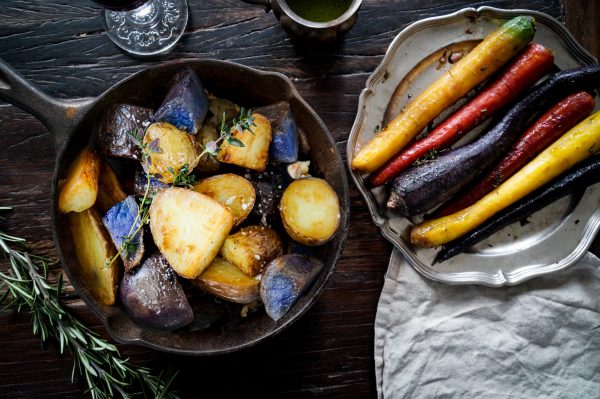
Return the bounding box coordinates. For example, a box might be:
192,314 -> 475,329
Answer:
285,0 -> 353,23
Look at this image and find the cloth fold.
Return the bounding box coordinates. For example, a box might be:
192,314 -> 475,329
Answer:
375,250 -> 600,398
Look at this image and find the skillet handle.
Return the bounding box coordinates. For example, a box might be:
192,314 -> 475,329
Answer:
0,58 -> 94,153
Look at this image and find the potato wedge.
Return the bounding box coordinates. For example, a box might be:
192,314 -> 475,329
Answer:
143,122 -> 199,184
206,96 -> 240,128
96,160 -> 127,215
194,257 -> 260,304
121,253 -> 193,330
58,148 -> 100,213
193,174 -> 255,227
279,178 -> 340,246
217,113 -> 271,172
220,225 -> 283,277
261,254 -> 323,321
69,208 -> 120,305
149,187 -> 234,279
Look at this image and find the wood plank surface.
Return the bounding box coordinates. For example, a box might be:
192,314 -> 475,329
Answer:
0,0 -> 597,398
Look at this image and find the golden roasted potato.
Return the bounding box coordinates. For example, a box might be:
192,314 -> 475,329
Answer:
69,208 -> 120,305
143,122 -> 199,184
193,174 -> 255,227
96,160 -> 127,215
149,187 -> 234,279
206,96 -> 240,128
217,113 -> 271,172
220,225 -> 283,277
194,257 -> 260,304
194,125 -> 221,175
58,148 -> 100,213
280,178 -> 340,246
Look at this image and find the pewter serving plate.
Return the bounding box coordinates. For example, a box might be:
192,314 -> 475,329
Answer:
348,7 -> 600,287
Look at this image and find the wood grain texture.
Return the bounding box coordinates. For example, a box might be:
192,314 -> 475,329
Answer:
0,0 -> 596,398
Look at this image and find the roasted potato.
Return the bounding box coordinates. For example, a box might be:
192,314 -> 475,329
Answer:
96,160 -> 127,215
220,225 -> 283,277
279,178 -> 340,246
69,208 -> 120,306
149,187 -> 234,279
143,122 -> 199,184
194,257 -> 260,304
260,254 -> 323,321
194,125 -> 221,175
217,113 -> 272,172
206,96 -> 240,128
120,252 -> 193,330
152,68 -> 208,135
254,102 -> 299,164
95,104 -> 153,161
59,148 -> 100,213
133,169 -> 169,199
102,196 -> 144,272
193,174 -> 255,227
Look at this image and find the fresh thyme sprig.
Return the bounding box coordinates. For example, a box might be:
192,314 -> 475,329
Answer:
107,108 -> 255,265
0,207 -> 179,399
169,164 -> 196,189
104,129 -> 157,267
194,107 -> 256,163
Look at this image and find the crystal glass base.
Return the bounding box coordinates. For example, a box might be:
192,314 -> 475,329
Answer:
103,0 -> 188,56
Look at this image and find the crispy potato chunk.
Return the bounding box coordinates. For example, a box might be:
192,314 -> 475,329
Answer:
58,148 -> 100,213
69,208 -> 120,305
149,187 -> 233,279
220,225 -> 283,277
279,178 -> 340,245
96,160 -> 127,215
193,174 -> 255,227
194,257 -> 260,304
217,113 -> 271,172
143,122 -> 199,184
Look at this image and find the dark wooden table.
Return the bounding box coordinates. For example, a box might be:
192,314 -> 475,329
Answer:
0,1 -> 598,398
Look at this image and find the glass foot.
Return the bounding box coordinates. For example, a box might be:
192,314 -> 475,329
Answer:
103,0 -> 188,56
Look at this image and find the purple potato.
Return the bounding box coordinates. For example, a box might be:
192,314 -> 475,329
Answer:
152,68 -> 209,135
95,104 -> 153,161
260,254 -> 323,321
102,196 -> 144,271
120,253 -> 193,330
255,102 -> 299,163
133,169 -> 169,199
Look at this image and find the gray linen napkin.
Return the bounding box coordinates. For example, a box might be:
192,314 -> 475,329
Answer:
375,249 -> 600,398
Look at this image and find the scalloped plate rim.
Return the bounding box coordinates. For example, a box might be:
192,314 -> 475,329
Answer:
347,6 -> 600,287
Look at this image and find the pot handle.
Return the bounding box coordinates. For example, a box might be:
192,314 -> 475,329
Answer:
241,0 -> 272,12
0,57 -> 94,153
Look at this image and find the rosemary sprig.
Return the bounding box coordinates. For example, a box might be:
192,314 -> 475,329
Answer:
0,207 -> 179,399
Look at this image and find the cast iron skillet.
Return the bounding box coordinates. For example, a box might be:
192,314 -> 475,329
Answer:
0,58 -> 349,355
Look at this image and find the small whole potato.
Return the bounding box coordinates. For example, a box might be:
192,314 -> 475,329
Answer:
279,177 -> 340,245
143,122 -> 199,184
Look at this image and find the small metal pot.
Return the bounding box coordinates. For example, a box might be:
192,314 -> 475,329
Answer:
243,0 -> 362,44
0,58 -> 349,355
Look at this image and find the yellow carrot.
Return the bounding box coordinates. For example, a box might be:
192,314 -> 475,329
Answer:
411,110 -> 600,247
352,16 -> 536,173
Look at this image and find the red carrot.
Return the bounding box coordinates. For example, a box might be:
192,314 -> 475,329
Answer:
369,43 -> 555,187
434,91 -> 596,217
